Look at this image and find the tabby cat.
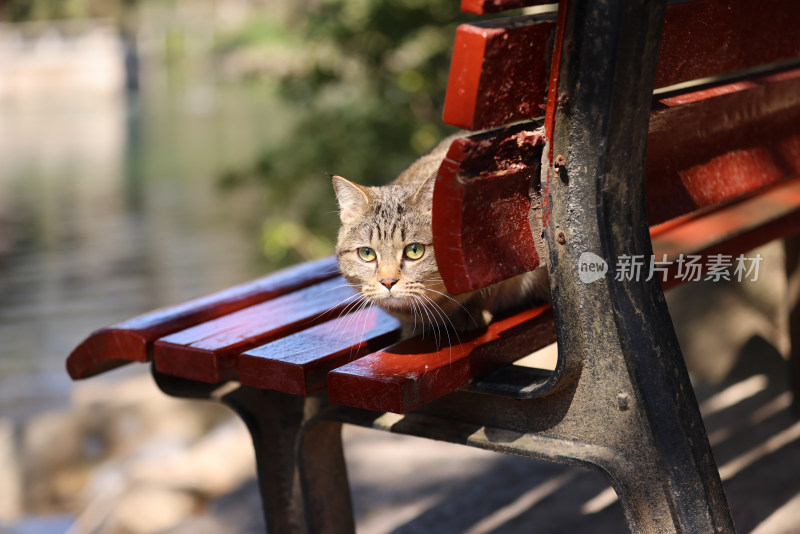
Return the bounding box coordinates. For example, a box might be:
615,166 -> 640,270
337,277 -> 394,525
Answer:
333,135 -> 550,339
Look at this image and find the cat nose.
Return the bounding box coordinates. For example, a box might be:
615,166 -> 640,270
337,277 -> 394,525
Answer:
380,278 -> 398,290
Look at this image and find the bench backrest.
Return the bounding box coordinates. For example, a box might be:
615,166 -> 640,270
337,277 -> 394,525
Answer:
434,0 -> 800,293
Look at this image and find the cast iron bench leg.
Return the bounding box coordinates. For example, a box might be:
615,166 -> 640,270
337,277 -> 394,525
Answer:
540,0 -> 736,531
153,369 -> 355,534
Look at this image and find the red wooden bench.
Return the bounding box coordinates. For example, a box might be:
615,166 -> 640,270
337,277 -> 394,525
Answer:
67,1 -> 800,532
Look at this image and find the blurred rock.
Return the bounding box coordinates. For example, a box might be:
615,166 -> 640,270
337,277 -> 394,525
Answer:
22,410 -> 87,512
10,371 -> 257,533
160,479 -> 266,534
127,418 -> 254,496
102,485 -> 199,534
71,374 -> 230,455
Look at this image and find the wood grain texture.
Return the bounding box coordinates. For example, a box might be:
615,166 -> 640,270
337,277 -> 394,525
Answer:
444,0 -> 800,130
239,308 -> 401,395
153,277 -> 356,383
655,0 -> 800,89
647,72 -> 800,224
66,256 -> 339,379
327,304 -> 556,413
652,174 -> 800,289
442,15 -> 555,130
433,124 -> 545,295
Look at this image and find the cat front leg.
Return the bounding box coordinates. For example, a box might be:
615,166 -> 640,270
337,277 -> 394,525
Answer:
450,289 -> 496,332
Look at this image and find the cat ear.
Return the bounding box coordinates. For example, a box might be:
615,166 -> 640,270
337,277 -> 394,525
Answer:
411,172 -> 437,205
332,175 -> 370,224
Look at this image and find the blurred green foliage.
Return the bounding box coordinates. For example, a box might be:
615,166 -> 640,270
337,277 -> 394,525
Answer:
217,0 -> 468,266
2,0 -> 122,21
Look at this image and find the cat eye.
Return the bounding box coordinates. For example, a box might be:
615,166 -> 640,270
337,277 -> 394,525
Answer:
403,243 -> 425,260
357,247 -> 377,262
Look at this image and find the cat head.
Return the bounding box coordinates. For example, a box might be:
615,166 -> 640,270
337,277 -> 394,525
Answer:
332,174 -> 448,323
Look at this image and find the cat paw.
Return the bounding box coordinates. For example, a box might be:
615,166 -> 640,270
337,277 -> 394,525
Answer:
452,308 -> 493,332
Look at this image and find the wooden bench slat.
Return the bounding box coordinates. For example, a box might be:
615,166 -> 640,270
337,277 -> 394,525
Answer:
655,0 -> 800,89
66,256 -> 339,379
444,0 -> 800,130
238,308 -> 401,396
460,0 -> 552,15
433,125 -> 546,294
436,73 -> 800,294
653,174 -> 800,290
442,15 -> 555,131
647,72 -> 800,225
327,304 -> 556,413
153,277 -> 355,383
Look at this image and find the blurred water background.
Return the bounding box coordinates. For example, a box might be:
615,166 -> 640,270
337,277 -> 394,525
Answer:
0,1 -> 461,531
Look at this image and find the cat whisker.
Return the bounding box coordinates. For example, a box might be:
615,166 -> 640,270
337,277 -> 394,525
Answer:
423,297 -> 448,354
313,281 -> 364,297
411,294 -> 438,346
333,296 -> 373,349
418,293 -> 462,364
302,283 -> 368,327
421,284 -> 472,314
411,295 -> 433,339
330,293 -> 368,322
407,295 -> 421,339
307,291 -> 369,336
357,298 -> 375,356
419,293 -> 454,358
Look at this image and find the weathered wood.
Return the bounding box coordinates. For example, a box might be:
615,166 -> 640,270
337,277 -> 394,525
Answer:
327,304 -> 555,413
432,125 -> 546,294
655,0 -> 800,89
442,15 -> 555,130
436,73 -> 800,294
647,71 -> 800,224
444,0 -> 800,130
652,174 -> 800,289
153,277 -> 355,383
238,308 -> 401,396
66,256 -> 339,379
